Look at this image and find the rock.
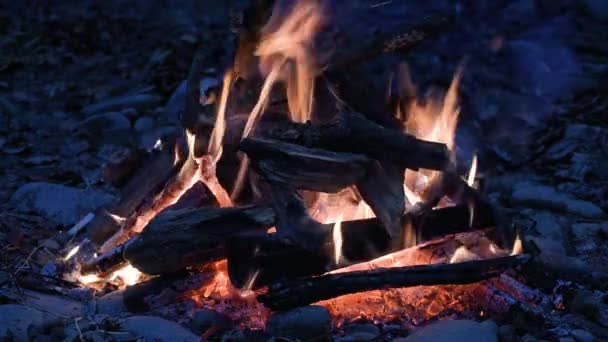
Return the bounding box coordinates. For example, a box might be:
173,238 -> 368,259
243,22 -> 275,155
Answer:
189,308 -> 232,334
134,116 -> 156,132
337,323 -> 381,341
530,211 -> 562,240
511,183 -> 604,218
72,111 -> 131,132
11,182 -> 113,227
97,290 -> 127,316
581,0 -> 608,21
499,324 -> 516,342
404,320 -> 498,342
120,316 -> 199,342
0,304 -> 58,341
19,290 -> 84,318
265,305 -> 332,341
82,94 -> 161,115
163,80 -> 187,125
571,329 -> 594,342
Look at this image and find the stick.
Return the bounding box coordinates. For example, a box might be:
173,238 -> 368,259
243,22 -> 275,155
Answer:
257,254 -> 529,310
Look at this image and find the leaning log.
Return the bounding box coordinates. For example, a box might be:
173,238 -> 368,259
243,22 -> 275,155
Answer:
253,111 -> 450,171
227,202 -> 496,289
87,140 -> 183,245
81,205 -> 275,275
257,254 -> 530,310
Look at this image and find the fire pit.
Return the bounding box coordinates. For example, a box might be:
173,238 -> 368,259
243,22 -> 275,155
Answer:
5,0 -> 608,341
59,0 -> 531,333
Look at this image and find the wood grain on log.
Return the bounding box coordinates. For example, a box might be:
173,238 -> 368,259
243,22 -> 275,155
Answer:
240,137 -> 372,193
253,112 -> 450,171
87,143 -> 181,245
82,205 -> 275,275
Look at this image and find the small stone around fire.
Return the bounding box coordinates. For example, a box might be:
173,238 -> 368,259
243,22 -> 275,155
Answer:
119,315 -> 199,342
403,319 -> 498,342
188,308 -> 232,335
265,305 -> 332,341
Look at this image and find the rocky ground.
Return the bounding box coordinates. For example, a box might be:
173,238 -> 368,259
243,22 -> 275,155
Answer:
1,0 -> 608,341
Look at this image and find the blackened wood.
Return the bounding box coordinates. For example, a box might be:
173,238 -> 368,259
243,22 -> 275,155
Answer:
254,111 -> 450,171
83,205 -> 275,276
258,254 -> 529,310
356,161 -> 404,245
87,143 -> 181,245
80,244 -> 127,276
123,205 -> 275,275
329,14 -> 452,71
240,137 -> 372,193
122,271 -> 193,313
227,203 -> 496,289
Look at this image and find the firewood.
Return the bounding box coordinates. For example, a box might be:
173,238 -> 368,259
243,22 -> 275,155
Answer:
87,142 -> 182,245
81,205 -> 275,276
257,254 -> 530,310
253,111 -> 450,171
227,203 -> 496,289
240,137 -> 372,193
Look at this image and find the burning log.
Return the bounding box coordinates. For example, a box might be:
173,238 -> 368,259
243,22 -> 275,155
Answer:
227,202 -> 496,289
81,205 -> 275,276
253,111 -> 450,171
240,137 -> 372,193
257,254 -> 530,310
87,142 -> 183,245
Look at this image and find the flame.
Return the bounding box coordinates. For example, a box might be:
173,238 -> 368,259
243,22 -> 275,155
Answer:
77,263 -> 142,288
63,245 -> 80,261
257,0 -> 325,123
401,64 -> 463,202
242,0 -> 325,139
208,71 -> 233,162
467,154 -> 478,187
333,213 -> 344,265
511,233 -> 523,256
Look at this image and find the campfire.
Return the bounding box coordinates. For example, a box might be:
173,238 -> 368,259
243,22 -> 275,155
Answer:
65,0 -> 528,333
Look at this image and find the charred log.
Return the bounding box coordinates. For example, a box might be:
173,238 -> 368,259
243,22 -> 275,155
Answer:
82,205 -> 275,276
87,142 -> 182,245
253,111 -> 450,171
227,202 -> 496,289
257,254 -> 530,310
240,137 -> 372,193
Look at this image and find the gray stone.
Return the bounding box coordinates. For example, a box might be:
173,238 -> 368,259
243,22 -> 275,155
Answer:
11,182 -> 113,226
120,316 -> 199,342
265,305 -> 332,341
134,116 -> 156,132
189,308 -> 232,334
72,111 -> 131,132
499,324 -> 516,342
19,290 -> 85,318
530,212 -> 562,239
82,94 -> 161,115
511,183 -> 604,218
404,320 -> 498,342
582,0 -> 608,21
163,80 -> 187,125
338,323 -> 381,341
571,329 -> 594,342
97,290 -> 127,316
0,305 -> 58,341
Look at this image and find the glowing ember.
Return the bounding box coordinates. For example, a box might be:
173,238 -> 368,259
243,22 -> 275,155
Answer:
467,154 -> 478,187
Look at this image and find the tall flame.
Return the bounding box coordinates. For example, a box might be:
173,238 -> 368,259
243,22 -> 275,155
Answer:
400,64 -> 464,202
333,213 -> 344,265
257,0 -> 325,123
